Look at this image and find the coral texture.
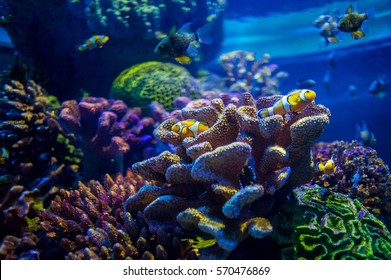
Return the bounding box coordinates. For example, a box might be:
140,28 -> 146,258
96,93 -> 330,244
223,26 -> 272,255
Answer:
0,80 -> 82,187
39,170 -> 198,259
272,185 -> 391,259
219,50 -> 289,97
59,96 -> 155,178
127,91 -> 330,258
311,141 -> 391,228
111,61 -> 202,112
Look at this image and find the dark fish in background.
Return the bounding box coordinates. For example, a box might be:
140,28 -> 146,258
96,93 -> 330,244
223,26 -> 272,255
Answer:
0,14 -> 14,27
337,5 -> 368,39
328,50 -> 337,68
348,84 -> 357,98
319,21 -> 339,45
323,69 -> 331,90
369,77 -> 389,98
154,22 -> 212,64
296,79 -> 316,88
356,121 -> 376,147
313,13 -> 339,45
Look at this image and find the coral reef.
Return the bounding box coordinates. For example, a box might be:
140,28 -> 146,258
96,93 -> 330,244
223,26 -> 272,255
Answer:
0,80 -> 81,189
311,141 -> 391,228
126,91 -> 330,258
59,96 -> 156,179
0,232 -> 40,260
110,61 -> 202,112
272,185 -> 391,259
219,50 -> 289,97
39,170 -> 198,260
1,0 -> 224,99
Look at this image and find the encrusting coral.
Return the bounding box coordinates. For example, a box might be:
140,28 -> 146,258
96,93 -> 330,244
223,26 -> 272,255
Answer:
110,61 -> 202,113
219,50 -> 289,97
126,91 -> 330,258
272,185 -> 391,260
311,140 -> 391,229
38,170 -> 199,259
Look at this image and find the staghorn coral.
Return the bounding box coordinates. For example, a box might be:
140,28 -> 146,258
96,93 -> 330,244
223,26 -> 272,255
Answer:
38,170 -> 198,259
272,185 -> 391,259
0,80 -> 82,188
1,0 -> 224,99
59,96 -> 156,179
110,61 -> 202,113
311,140 -> 391,229
219,50 -> 289,97
127,91 -> 330,258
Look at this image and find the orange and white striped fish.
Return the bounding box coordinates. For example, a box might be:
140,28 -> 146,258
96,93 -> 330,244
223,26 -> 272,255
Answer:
77,35 -> 109,52
171,119 -> 209,137
316,158 -> 336,175
257,89 -> 316,119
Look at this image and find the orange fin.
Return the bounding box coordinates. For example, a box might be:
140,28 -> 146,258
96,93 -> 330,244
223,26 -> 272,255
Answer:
174,56 -> 192,64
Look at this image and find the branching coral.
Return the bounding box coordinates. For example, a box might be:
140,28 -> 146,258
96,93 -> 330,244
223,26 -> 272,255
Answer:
311,140 -> 391,229
110,61 -> 202,113
272,185 -> 391,259
219,50 -> 289,97
59,96 -> 155,179
39,170 -> 198,259
0,80 -> 82,187
126,91 -> 330,258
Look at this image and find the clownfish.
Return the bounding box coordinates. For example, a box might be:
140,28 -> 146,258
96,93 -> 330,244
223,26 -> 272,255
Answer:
316,159 -> 336,175
0,147 -> 9,164
257,89 -> 316,119
171,119 -> 209,137
77,35 -> 109,52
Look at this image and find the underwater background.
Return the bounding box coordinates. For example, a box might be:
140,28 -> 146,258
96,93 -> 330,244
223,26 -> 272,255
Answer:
0,0 -> 391,260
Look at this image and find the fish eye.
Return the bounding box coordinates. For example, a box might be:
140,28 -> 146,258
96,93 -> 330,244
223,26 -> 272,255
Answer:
158,45 -> 164,50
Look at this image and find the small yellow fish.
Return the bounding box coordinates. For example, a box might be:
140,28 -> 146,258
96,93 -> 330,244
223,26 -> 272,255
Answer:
172,119 -> 209,137
77,35 -> 109,51
316,159 -> 336,175
0,147 -> 10,164
257,89 -> 316,119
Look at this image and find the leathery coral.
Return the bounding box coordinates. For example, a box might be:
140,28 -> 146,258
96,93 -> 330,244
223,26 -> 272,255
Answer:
127,91 -> 330,258
39,170 -> 198,259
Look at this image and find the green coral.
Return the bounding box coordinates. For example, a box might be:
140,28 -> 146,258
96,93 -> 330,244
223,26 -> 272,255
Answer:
272,185 -> 391,259
110,61 -> 201,112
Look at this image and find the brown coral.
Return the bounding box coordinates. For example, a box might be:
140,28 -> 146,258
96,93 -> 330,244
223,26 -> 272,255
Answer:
127,91 -> 330,257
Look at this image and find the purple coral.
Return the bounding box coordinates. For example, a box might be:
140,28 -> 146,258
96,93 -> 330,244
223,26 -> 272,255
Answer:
59,97 -> 155,178
38,170 -> 197,259
311,140 -> 391,228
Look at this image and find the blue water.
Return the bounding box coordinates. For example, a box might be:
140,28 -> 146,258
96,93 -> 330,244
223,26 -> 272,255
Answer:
212,0 -> 391,166
0,0 -> 390,165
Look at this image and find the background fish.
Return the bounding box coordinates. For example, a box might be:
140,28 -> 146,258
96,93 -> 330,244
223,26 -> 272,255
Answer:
154,22 -> 212,64
76,35 -> 109,52
337,5 -> 368,39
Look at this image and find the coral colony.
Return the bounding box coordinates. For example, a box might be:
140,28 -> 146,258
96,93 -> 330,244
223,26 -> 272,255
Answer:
0,0 -> 390,261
